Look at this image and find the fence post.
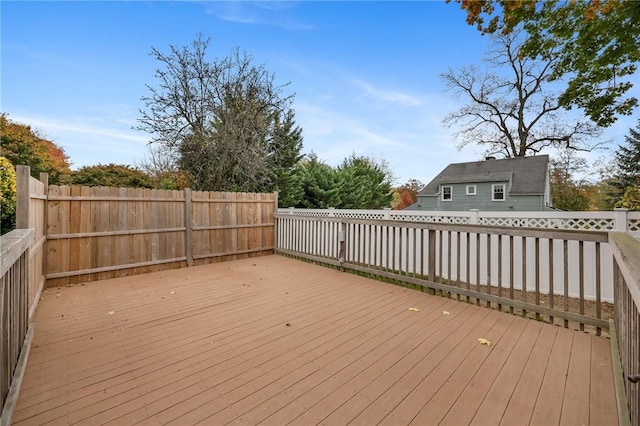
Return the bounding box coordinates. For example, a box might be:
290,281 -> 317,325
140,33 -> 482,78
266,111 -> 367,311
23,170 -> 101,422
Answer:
470,209 -> 479,225
614,208 -> 629,233
15,166 -> 31,230
184,188 -> 193,267
273,192 -> 279,252
383,207 -> 391,220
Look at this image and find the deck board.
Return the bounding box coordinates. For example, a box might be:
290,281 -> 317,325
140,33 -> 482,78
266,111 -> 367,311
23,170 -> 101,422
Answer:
13,255 -> 619,425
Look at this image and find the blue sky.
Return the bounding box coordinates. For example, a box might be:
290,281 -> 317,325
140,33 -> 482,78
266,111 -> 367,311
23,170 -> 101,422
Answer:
1,1 -> 636,185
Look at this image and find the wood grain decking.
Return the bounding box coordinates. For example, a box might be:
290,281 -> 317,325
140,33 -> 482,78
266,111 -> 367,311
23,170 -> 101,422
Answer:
13,255 -> 618,425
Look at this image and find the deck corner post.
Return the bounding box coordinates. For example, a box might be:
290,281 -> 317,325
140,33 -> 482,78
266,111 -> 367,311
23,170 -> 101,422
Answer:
613,208 -> 628,233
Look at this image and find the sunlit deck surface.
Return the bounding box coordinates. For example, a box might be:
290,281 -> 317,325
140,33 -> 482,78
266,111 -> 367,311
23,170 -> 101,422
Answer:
14,255 -> 618,426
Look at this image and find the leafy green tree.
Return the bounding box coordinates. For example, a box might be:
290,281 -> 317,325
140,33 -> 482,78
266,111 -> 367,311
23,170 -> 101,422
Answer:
550,151 -> 590,211
0,156 -> 17,234
451,0 -> 639,127
616,185 -> 640,210
1,114 -> 71,184
336,154 -> 393,209
69,164 -> 154,188
138,35 -> 298,192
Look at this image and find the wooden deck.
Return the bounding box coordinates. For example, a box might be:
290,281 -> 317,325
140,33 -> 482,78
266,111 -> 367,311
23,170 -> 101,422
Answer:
13,255 -> 618,426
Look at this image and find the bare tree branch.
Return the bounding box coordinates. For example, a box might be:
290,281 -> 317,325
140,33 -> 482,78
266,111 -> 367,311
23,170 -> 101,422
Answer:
441,29 -> 602,158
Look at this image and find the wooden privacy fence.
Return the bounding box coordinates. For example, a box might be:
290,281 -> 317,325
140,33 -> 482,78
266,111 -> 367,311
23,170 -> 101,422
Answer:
45,187 -> 277,287
276,214 -> 612,334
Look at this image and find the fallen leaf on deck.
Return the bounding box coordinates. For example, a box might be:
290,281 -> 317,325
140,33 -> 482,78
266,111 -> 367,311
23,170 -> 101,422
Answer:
442,311 -> 450,315
409,307 -> 420,312
478,338 -> 492,346
106,311 -> 115,316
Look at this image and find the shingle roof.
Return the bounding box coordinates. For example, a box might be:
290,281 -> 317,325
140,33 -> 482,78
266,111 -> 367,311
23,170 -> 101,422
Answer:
419,155 -> 549,196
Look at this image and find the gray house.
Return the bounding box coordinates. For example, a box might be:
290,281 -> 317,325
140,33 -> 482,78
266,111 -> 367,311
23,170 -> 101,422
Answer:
407,155 -> 553,211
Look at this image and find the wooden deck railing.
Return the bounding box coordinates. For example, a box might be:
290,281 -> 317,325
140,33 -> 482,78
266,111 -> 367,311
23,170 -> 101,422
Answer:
276,214 -> 612,334
609,232 -> 640,426
0,229 -> 34,423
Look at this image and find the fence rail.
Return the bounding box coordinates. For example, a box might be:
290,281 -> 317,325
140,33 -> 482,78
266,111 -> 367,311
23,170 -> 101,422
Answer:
0,229 -> 34,422
278,208 -> 640,238
276,214 -> 612,334
610,233 -> 640,426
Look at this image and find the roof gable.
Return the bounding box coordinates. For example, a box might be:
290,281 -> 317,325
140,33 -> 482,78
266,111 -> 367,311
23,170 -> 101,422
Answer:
419,155 -> 549,196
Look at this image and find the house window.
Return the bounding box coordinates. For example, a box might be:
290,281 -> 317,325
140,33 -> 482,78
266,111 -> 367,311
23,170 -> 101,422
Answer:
492,184 -> 505,201
466,185 -> 476,195
442,186 -> 452,201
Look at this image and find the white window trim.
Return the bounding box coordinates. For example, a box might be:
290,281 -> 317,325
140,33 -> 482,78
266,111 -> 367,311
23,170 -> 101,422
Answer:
492,183 -> 506,201
441,186 -> 452,201
466,185 -> 476,196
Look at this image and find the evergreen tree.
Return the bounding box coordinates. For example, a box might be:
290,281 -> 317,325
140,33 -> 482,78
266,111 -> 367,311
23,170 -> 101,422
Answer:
295,154 -> 342,209
268,110 -> 304,203
610,119 -> 640,206
336,154 -> 393,209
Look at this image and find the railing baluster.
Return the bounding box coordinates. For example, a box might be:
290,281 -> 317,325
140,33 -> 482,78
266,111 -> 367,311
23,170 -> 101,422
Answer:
510,235 -> 514,314
486,234 -> 491,308
564,239 -> 569,329
595,242 -> 601,336
535,237 -> 540,321
549,239 -> 555,325
467,232 -> 471,303
522,236 -> 527,318
456,231 -> 461,301
497,235 -> 502,311
579,240 -> 585,332
476,233 -> 480,305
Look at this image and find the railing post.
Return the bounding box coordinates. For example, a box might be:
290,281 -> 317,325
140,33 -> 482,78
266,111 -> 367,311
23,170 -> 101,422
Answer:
184,188 -> 193,267
338,221 -> 346,270
428,228 -> 436,282
15,166 -> 31,230
614,208 -> 629,233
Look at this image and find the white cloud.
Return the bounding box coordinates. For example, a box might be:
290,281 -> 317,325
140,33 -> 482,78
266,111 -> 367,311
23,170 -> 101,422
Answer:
203,2 -> 314,30
351,79 -> 424,107
11,115 -> 150,169
13,116 -> 148,144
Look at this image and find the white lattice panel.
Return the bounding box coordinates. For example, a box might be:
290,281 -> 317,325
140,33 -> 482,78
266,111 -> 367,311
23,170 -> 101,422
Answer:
480,217 -> 530,227
277,209 -> 636,235
334,212 -> 385,220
